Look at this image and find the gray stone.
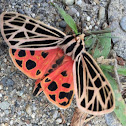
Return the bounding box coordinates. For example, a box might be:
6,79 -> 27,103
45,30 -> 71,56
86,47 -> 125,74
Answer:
59,21 -> 67,28
99,6 -> 105,20
0,102 -> 10,110
105,112 -> 122,126
68,7 -> 78,16
120,16 -> 126,31
17,9 -> 25,14
63,0 -> 75,5
108,0 -> 126,59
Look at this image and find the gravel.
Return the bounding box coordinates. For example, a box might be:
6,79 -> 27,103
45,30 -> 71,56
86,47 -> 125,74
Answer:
0,0 -> 124,125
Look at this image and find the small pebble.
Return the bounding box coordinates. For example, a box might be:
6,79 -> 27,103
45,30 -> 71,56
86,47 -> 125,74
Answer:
89,25 -> 92,29
0,102 -> 10,110
68,7 -> 78,16
10,120 -> 13,125
99,6 -> 105,20
53,111 -> 58,119
63,0 -> 75,5
0,93 -> 2,97
31,113 -> 36,118
87,16 -> 91,21
0,84 -> 3,90
95,26 -> 98,29
75,0 -> 83,7
59,21 -> 67,28
120,16 -> 126,32
56,118 -> 62,124
26,105 -> 32,115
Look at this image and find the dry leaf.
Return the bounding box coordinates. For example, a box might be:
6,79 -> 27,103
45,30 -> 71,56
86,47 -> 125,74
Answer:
116,56 -> 125,66
97,56 -> 115,65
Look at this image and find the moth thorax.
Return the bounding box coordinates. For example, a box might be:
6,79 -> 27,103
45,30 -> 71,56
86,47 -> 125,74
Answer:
59,35 -> 85,60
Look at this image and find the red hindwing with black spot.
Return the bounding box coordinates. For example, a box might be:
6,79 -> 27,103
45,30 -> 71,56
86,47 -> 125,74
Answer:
9,47 -> 74,108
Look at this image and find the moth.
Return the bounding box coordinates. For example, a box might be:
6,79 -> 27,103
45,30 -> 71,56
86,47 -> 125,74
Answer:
0,12 -> 115,115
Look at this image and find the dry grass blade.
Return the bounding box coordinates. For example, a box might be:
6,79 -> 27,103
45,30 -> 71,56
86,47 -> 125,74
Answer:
93,0 -> 100,4
70,107 -> 95,126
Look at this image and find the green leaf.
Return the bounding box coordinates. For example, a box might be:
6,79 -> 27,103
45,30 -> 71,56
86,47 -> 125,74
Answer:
93,32 -> 111,58
103,71 -> 126,126
100,64 -> 126,76
117,66 -> 126,76
85,35 -> 96,48
53,4 -> 78,34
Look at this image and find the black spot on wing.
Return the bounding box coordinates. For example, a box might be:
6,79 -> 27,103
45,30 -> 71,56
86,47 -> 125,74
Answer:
49,95 -> 55,101
106,85 -> 110,91
74,45 -> 83,59
59,91 -> 73,100
18,50 -> 26,57
41,52 -> 48,58
60,36 -> 74,45
27,32 -> 36,37
12,49 -> 16,55
59,91 -> 73,106
44,73 -> 49,77
4,29 -> 17,34
48,69 -> 53,73
14,18 -> 24,22
4,16 -> 11,20
26,60 -> 36,70
4,13 -> 16,17
78,60 -> 84,97
52,64 -> 57,68
84,57 -> 96,79
81,98 -> 85,107
93,98 -> 97,111
35,27 -> 58,37
88,89 -> 94,102
45,78 -> 51,82
39,24 -> 65,38
29,19 -> 37,24
30,51 -> 35,56
6,35 -> 11,39
14,32 -> 25,38
25,23 -> 35,30
88,79 -> 93,87
98,102 -> 102,111
59,102 -> 69,106
88,104 -> 92,110
62,83 -> 70,88
9,21 -> 24,26
9,41 -> 19,45
61,71 -> 67,77
66,42 -> 76,54
56,56 -> 64,65
18,16 -> 26,20
94,78 -> 101,88
3,25 -> 12,29
36,70 -> 41,75
15,59 -> 22,67
101,75 -> 105,81
48,81 -> 58,91
100,88 -> 105,104
83,53 -> 100,74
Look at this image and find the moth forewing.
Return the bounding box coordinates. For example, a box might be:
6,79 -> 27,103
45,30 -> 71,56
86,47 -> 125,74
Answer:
0,12 -> 66,50
73,51 -> 115,115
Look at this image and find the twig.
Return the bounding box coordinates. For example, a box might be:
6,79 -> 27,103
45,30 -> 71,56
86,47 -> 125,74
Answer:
111,50 -> 122,91
58,110 -> 66,124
